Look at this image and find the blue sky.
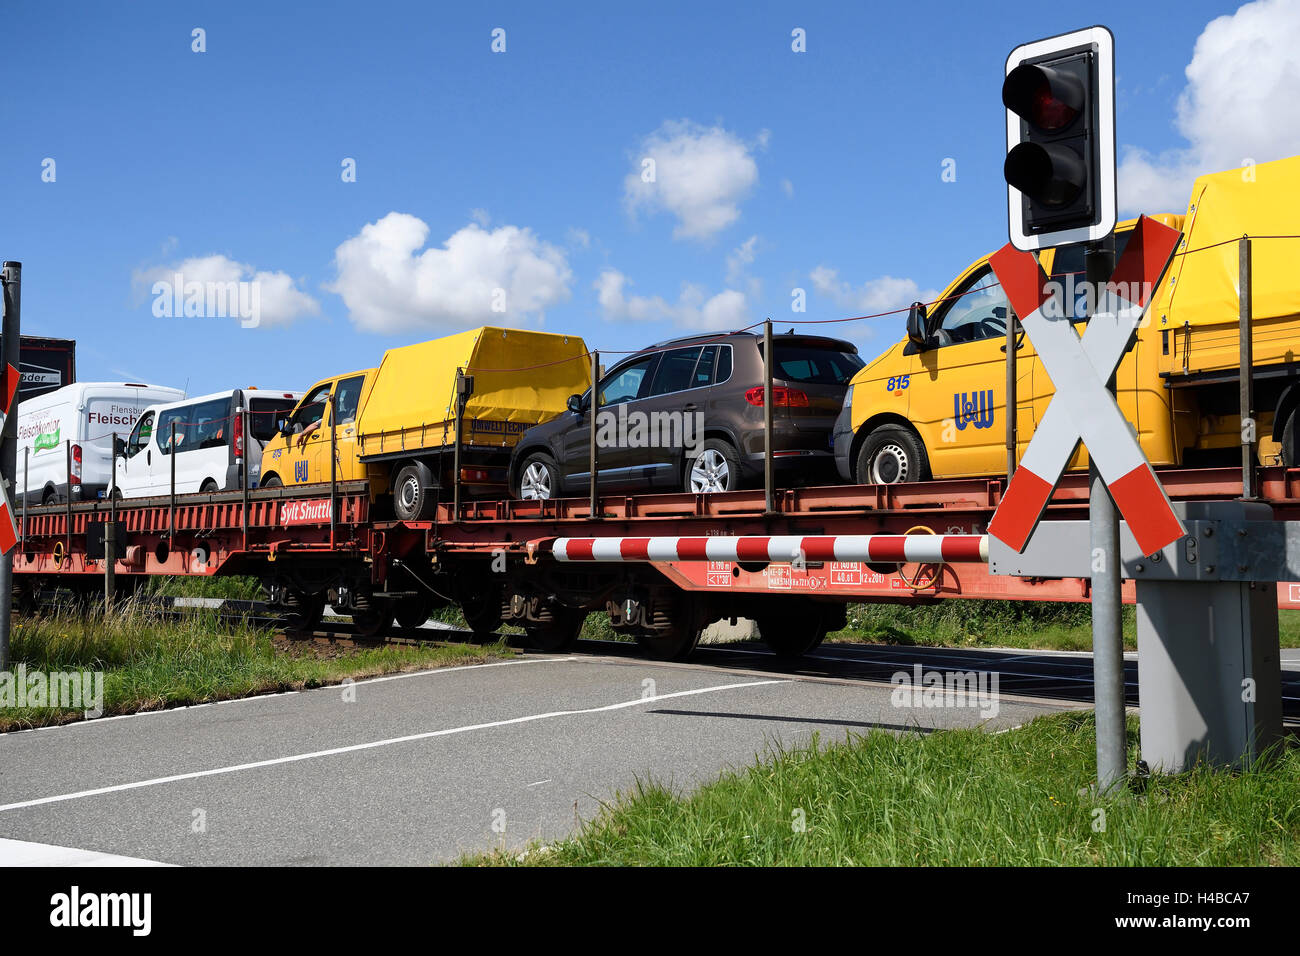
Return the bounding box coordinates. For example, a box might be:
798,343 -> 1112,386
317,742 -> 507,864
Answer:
2,0 -> 1295,395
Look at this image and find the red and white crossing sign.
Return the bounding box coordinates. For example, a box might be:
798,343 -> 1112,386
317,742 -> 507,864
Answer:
987,215 -> 1184,556
0,362 -> 19,555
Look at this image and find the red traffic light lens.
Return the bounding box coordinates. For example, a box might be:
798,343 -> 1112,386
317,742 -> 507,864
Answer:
1031,83 -> 1078,131
1003,63 -> 1084,132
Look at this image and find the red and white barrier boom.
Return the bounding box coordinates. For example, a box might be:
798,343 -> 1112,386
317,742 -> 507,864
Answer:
986,215 -> 1184,556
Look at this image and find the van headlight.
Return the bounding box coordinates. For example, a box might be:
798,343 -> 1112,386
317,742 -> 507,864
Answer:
842,384 -> 854,409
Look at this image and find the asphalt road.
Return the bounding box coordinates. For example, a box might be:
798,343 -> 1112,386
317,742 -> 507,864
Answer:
0,653 -> 1073,866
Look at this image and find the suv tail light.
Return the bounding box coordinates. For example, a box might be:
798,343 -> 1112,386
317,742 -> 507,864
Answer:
233,412 -> 244,459
744,386 -> 810,407
70,443 -> 82,485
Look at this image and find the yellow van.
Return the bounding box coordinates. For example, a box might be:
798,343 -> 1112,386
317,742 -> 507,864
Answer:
834,155 -> 1300,484
259,327 -> 590,518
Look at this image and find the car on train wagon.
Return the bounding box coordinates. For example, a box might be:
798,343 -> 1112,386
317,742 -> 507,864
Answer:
510,330 -> 864,499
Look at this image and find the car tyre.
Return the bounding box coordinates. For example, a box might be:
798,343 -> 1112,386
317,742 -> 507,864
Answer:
685,439 -> 741,493
855,425 -> 930,485
517,452 -> 559,500
393,464 -> 436,520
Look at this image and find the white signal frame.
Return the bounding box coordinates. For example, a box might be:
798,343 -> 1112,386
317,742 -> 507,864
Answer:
1005,25 -> 1116,251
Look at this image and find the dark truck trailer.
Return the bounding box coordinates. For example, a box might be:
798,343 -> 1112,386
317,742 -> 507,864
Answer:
0,335 -> 77,402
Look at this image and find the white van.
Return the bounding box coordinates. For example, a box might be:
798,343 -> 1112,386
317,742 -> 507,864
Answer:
16,382 -> 185,505
113,388 -> 302,497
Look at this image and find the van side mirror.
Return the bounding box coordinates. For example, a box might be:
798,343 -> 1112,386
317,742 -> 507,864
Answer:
113,436 -> 126,457
906,302 -> 930,351
566,393 -> 584,414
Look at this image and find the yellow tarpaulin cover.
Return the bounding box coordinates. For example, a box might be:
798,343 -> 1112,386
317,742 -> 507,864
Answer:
1155,154 -> 1300,375
357,327 -> 590,453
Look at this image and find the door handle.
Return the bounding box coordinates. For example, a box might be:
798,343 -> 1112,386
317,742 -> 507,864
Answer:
1000,335 -> 1026,353
147,451 -> 151,465
683,403 -> 698,411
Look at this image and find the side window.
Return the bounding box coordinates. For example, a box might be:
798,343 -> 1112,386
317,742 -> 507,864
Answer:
289,384 -> 332,432
158,397 -> 232,455
126,411 -> 154,458
693,346 -> 718,387
715,346 -> 733,385
649,347 -> 703,396
931,268 -> 1011,346
599,356 -> 658,406
332,375 -> 366,425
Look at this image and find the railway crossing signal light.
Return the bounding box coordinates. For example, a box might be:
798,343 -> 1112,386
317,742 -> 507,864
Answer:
1003,26 -> 1115,251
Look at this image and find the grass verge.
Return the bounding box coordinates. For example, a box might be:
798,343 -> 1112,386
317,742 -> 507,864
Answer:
464,712 -> 1299,866
1,600 -> 512,732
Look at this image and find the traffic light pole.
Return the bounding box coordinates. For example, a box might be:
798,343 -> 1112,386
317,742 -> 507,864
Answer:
1085,238 -> 1127,792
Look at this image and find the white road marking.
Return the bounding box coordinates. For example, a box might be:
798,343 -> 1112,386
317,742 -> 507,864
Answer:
0,679 -> 787,813
0,837 -> 173,867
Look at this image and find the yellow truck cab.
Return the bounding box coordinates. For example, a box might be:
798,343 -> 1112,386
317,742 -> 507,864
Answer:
260,368 -> 375,489
835,155 -> 1300,485
259,327 -> 590,519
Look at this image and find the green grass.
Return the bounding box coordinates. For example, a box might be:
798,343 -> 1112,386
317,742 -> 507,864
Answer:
1,600 -> 512,732
464,712 -> 1300,866
825,601 -> 1300,652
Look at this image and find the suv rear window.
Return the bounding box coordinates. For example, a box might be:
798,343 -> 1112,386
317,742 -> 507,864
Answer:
768,345 -> 864,385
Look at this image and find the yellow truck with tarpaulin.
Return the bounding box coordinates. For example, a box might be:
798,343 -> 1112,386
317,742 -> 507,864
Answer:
259,327 -> 591,519
833,155 -> 1300,485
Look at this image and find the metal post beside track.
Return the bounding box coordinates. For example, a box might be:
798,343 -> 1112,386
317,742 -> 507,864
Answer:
589,350 -> 599,517
328,394 -> 337,548
169,420 -> 177,545
453,369 -> 464,521
21,447 -> 28,554
1239,236 -> 1256,500
105,432 -> 116,612
1006,313 -> 1018,479
241,407 -> 250,550
65,439 -> 73,561
763,319 -> 774,514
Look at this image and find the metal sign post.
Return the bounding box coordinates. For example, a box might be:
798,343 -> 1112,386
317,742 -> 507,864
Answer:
0,262 -> 21,672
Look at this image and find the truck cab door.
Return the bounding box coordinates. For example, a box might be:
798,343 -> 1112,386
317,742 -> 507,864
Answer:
913,263 -> 1035,477
116,410 -> 155,497
282,382 -> 333,486
325,373 -> 368,482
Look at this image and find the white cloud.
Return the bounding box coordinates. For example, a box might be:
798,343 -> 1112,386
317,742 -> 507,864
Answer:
132,254 -> 319,328
566,227 -> 591,249
594,269 -> 750,331
328,212 -> 573,333
810,266 -> 938,317
725,235 -> 760,289
1119,0 -> 1300,212
780,178 -> 794,198
624,120 -> 761,241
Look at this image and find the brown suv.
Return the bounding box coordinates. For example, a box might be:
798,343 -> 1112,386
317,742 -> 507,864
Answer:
510,331 -> 863,499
